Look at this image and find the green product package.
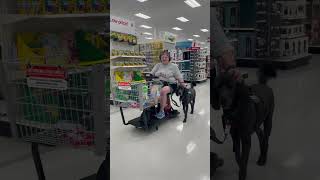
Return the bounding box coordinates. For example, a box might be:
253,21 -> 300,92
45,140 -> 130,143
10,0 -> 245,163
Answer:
23,87 -> 59,124
133,71 -> 144,82
75,30 -> 106,63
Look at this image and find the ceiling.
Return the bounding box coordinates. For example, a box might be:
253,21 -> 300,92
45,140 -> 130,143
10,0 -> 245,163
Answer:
110,0 -> 210,43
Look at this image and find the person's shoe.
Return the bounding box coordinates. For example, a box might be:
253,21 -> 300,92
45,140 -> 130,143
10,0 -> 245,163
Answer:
155,111 -> 165,119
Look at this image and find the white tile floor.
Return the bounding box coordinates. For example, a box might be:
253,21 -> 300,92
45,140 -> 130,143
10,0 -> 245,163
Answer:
110,80 -> 211,180
213,55 -> 320,180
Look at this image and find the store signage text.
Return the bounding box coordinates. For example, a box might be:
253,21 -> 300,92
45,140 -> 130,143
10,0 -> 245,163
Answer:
110,15 -> 136,35
26,65 -> 68,90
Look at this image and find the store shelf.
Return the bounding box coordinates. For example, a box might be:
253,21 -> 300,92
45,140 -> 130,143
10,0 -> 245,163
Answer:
111,65 -> 147,69
111,56 -> 146,60
172,60 -> 190,63
1,13 -> 109,25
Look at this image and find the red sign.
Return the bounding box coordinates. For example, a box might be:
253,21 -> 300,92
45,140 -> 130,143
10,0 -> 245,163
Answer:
26,65 -> 66,79
118,82 -> 131,90
188,47 -> 201,51
111,18 -> 129,26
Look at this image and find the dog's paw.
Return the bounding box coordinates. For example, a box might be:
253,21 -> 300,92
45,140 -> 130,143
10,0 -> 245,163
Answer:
183,120 -> 186,123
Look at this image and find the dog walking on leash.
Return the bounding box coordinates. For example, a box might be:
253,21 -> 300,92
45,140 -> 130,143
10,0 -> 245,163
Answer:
213,64 -> 277,180
176,82 -> 196,123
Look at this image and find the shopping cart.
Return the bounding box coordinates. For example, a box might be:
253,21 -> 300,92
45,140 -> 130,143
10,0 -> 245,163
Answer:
1,59 -> 109,180
111,72 -> 180,131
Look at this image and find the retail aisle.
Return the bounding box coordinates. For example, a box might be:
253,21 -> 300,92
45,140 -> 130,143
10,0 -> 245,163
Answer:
213,54 -> 320,180
110,80 -> 210,180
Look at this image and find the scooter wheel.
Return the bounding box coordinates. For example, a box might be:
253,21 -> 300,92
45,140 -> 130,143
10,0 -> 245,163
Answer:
156,126 -> 158,131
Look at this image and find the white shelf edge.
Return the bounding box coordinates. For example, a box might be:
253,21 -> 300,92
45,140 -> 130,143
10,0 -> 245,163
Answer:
111,65 -> 147,69
172,60 -> 190,63
1,13 -> 109,25
111,56 -> 146,60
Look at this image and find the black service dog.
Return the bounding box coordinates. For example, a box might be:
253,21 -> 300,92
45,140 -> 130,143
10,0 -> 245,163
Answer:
212,64 -> 277,180
176,82 -> 196,123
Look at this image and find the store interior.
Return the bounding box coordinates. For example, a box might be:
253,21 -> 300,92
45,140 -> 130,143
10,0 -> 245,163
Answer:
110,0 -> 210,180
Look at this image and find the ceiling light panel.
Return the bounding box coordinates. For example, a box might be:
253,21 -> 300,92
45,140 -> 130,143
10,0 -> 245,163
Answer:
193,35 -> 200,37
172,27 -> 183,31
143,32 -> 152,35
176,17 -> 189,22
140,25 -> 152,29
201,29 -> 209,32
145,37 -> 153,39
184,0 -> 201,8
135,13 -> 151,19
137,0 -> 148,2
188,39 -> 194,41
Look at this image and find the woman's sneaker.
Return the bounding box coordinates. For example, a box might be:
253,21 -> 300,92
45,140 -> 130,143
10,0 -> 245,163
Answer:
155,111 -> 165,119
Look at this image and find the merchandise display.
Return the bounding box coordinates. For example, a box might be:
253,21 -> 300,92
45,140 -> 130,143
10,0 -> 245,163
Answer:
111,49 -> 144,56
174,41 -> 207,82
16,30 -> 108,66
17,0 -> 109,14
138,41 -> 164,71
110,31 -> 138,45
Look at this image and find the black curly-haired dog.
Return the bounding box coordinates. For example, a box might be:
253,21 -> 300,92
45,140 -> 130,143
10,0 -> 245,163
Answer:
176,82 -> 196,123
212,64 -> 277,180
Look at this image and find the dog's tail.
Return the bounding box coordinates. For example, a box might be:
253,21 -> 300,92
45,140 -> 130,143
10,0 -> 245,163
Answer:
191,82 -> 196,88
257,63 -> 277,84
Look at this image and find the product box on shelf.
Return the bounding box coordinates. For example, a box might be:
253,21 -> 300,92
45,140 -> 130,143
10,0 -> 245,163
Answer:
16,30 -> 108,66
45,0 -> 60,14
60,0 -> 77,13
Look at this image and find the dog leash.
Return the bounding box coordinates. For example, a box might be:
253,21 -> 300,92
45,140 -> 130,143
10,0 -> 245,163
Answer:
171,93 -> 180,107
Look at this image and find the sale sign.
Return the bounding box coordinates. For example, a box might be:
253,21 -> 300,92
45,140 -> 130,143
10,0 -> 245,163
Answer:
26,65 -> 68,90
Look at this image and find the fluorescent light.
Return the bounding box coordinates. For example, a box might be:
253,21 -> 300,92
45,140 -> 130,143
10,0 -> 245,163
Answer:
135,13 -> 151,19
172,27 -> 183,31
201,29 -> 209,32
143,32 -> 152,35
140,25 -> 152,29
188,38 -> 193,41
193,34 -> 200,37
137,0 -> 148,2
145,37 -> 153,40
184,0 -> 201,8
176,17 -> 189,22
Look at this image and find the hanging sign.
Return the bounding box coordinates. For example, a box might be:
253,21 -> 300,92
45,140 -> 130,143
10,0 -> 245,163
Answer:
160,31 -> 177,44
110,15 -> 136,35
26,65 -> 68,90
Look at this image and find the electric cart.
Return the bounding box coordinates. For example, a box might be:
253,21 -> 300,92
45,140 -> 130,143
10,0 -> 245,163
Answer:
110,65 -> 180,131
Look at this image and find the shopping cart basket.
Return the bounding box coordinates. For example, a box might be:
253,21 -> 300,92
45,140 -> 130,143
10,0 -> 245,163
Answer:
1,59 -> 109,179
